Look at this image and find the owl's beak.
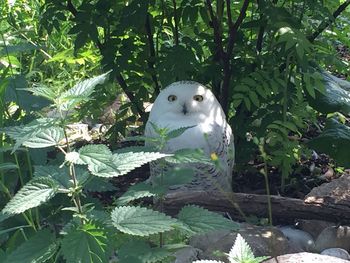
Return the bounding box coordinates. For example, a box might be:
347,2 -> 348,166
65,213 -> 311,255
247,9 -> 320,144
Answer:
182,103 -> 188,115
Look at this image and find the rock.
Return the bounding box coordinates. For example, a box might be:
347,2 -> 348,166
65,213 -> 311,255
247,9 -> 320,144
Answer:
321,248 -> 350,260
264,252 -> 350,263
315,226 -> 350,252
173,246 -> 201,263
189,229 -> 231,251
279,226 -> 315,252
296,219 -> 335,239
305,174 -> 350,208
198,224 -> 290,262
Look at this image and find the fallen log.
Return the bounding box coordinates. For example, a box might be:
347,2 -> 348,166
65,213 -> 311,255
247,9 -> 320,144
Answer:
163,190 -> 350,224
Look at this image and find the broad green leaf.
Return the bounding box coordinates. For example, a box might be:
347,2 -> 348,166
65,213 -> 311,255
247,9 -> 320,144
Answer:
1,177 -> 59,215
22,126 -> 64,148
1,118 -> 59,152
34,165 -> 89,188
118,240 -> 171,263
116,181 -> 156,205
84,177 -> 117,192
306,71 -> 350,114
111,206 -> 178,236
85,150 -> 170,178
166,125 -> 197,140
61,222 -> 109,263
0,162 -> 18,171
308,118 -> 350,167
178,205 -> 239,234
26,84 -> 57,101
228,233 -> 255,263
152,167 -> 194,188
4,229 -> 58,263
58,71 -> 111,111
78,144 -> 112,165
110,151 -> 170,176
165,148 -> 212,165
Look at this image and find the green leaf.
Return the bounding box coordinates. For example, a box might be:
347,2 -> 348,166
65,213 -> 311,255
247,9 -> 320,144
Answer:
166,125 -> 197,140
306,71 -> 350,114
111,206 -> 178,236
118,240 -> 171,263
61,222 -> 109,263
116,181 -> 156,205
1,177 -> 59,215
165,148 -> 212,165
26,84 -> 57,101
152,167 -> 194,188
308,118 -> 350,167
4,229 -> 58,263
83,148 -> 170,177
22,126 -> 64,149
1,118 -> 59,152
0,225 -> 31,236
34,165 -> 89,189
228,233 -> 255,263
178,205 -> 239,234
58,71 -> 111,111
0,162 -> 18,171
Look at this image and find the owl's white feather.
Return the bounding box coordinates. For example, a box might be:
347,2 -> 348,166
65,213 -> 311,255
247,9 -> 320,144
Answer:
145,81 -> 234,191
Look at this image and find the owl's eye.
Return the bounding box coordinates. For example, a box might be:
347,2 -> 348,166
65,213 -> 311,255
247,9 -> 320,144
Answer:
193,95 -> 204,102
168,95 -> 177,102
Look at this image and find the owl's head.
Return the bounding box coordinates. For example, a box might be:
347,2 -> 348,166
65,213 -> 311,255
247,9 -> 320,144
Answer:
148,81 -> 226,124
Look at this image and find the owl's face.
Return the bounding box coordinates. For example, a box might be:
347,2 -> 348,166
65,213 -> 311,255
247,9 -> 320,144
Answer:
149,81 -> 224,123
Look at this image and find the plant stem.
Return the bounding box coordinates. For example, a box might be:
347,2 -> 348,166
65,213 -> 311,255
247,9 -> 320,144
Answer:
259,140 -> 273,225
14,152 -> 24,186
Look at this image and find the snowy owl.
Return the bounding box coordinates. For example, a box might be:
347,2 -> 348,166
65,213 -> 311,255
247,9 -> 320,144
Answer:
145,81 -> 234,191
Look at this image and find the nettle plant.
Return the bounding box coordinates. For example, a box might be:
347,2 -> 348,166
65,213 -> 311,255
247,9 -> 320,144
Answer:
0,71 -> 238,263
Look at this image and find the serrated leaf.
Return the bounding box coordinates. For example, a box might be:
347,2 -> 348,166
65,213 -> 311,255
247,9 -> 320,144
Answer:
34,165 -> 89,189
22,126 -> 64,148
4,229 -> 58,263
26,84 -> 57,101
152,167 -> 194,188
1,118 -> 58,152
166,125 -> 196,140
228,234 -> 255,263
1,177 -> 59,215
90,151 -> 170,178
111,206 -> 178,236
178,205 -> 239,234
61,222 -> 109,263
116,181 -> 156,205
84,177 -> 117,192
58,71 -> 111,111
165,148 -> 212,165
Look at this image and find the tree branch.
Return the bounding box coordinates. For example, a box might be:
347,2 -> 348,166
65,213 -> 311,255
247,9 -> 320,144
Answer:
116,73 -> 145,120
172,0 -> 179,46
145,13 -> 160,96
225,0 -> 233,28
66,0 -> 78,16
205,0 -> 226,97
226,0 -> 250,57
221,0 -> 250,114
308,0 -> 350,42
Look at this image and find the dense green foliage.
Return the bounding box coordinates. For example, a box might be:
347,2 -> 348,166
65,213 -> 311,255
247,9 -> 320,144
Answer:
1,0 -> 350,262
